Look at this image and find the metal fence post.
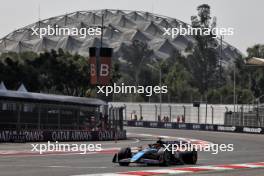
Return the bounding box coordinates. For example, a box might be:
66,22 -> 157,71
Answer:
139,104 -> 142,120
182,105 -> 186,122
16,103 -> 21,130
198,106 -> 200,124
38,103 -> 41,130
205,102 -> 208,124
257,103 -> 260,127
116,107 -> 120,130
123,104 -> 127,121
155,104 -> 157,121
168,105 -> 172,122
58,107 -> 61,130
211,106 -> 214,124
240,105 -> 243,126
109,105 -> 113,127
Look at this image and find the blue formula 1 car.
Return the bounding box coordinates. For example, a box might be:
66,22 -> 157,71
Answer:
112,139 -> 198,166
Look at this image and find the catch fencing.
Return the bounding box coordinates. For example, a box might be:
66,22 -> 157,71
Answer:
110,102 -> 264,127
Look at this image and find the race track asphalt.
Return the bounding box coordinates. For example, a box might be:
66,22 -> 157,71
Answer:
0,127 -> 264,176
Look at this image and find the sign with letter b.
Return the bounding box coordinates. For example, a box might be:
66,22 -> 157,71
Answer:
89,47 -> 112,85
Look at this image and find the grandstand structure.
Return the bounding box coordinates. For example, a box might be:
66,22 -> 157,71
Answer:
0,81 -> 109,130
0,9 -> 242,65
0,81 -> 126,142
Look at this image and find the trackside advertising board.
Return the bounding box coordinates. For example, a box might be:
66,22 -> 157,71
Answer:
124,120 -> 264,134
0,130 -> 126,142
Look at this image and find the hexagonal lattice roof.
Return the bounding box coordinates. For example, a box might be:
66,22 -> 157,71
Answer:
0,9 -> 242,63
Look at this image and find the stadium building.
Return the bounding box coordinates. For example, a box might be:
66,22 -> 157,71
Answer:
0,9 -> 242,65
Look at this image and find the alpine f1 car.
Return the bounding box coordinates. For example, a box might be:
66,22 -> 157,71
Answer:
112,139 -> 198,166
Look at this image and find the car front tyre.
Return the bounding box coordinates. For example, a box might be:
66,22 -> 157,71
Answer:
118,147 -> 132,166
182,150 -> 198,165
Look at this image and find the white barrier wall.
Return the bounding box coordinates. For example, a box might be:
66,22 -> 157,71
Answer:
109,102 -> 253,125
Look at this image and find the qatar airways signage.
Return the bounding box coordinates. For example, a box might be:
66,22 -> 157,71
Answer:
0,130 -> 126,142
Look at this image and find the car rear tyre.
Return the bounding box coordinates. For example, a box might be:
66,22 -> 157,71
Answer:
158,149 -> 170,166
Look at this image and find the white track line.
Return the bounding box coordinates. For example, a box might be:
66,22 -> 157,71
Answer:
71,162 -> 264,176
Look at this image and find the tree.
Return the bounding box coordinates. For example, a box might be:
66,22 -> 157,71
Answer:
246,44 -> 264,58
164,61 -> 199,102
121,40 -> 153,86
187,4 -> 219,96
0,50 -> 91,96
0,52 -> 39,91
